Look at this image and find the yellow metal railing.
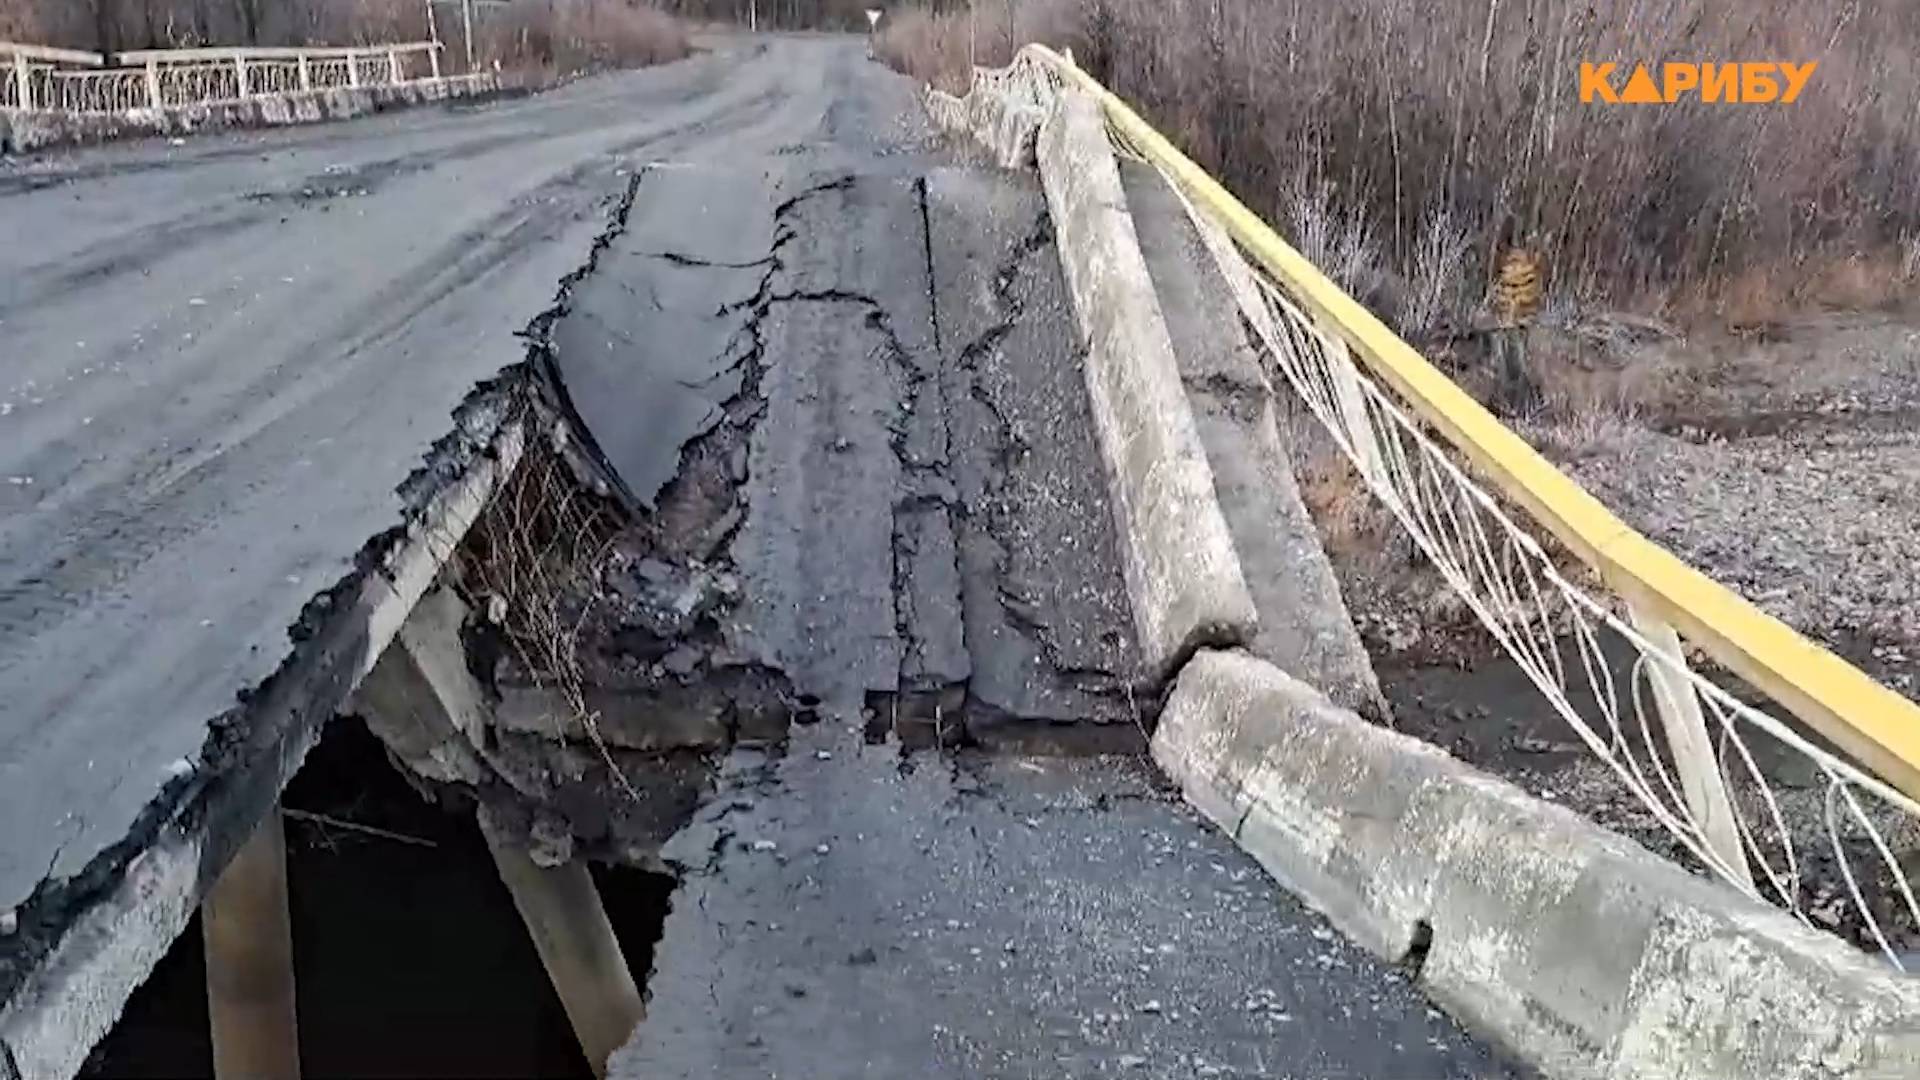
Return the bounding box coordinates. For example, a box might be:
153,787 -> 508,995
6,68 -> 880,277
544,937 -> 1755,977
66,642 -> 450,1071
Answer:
1026,43 -> 1920,807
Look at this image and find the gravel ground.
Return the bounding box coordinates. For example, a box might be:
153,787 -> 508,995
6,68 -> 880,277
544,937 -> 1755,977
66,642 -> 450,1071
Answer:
1523,313 -> 1920,692
1547,422 -> 1920,691
1306,310 -> 1920,685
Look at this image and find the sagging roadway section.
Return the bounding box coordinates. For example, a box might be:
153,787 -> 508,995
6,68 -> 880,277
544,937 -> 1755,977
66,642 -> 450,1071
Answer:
1,33 -> 1514,1078
547,160 -> 1152,753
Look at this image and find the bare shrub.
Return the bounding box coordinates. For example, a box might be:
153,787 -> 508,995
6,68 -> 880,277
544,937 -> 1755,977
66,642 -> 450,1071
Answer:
1403,209 -> 1476,337
871,7 -> 971,93
874,0 -> 1084,93
483,0 -> 690,76
1280,175 -> 1389,311
882,0 -> 1920,331
0,0 -> 45,42
459,435 -> 643,799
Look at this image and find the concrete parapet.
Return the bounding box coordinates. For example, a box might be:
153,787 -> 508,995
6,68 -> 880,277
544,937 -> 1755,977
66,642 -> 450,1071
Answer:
1157,649 -> 1920,1080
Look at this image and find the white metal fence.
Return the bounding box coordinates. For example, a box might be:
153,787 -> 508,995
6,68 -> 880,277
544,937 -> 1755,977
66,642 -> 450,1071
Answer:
2,41 -> 451,117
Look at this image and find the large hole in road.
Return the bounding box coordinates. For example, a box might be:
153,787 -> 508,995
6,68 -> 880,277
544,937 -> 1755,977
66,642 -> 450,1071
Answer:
80,718 -> 674,1080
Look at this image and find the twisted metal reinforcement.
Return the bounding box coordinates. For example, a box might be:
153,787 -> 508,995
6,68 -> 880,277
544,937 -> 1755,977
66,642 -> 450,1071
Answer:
956,45 -> 1920,968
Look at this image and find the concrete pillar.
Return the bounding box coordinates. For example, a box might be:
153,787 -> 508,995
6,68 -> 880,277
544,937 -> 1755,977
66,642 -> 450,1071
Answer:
481,816 -> 643,1078
298,55 -> 311,92
388,48 -> 402,86
13,54 -> 31,111
144,59 -> 161,109
203,808 -> 301,1080
347,50 -> 361,88
233,54 -> 249,100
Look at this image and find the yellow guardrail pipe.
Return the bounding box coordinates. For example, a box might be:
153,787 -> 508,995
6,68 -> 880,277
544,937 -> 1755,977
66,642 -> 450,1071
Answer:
1027,44 -> 1920,802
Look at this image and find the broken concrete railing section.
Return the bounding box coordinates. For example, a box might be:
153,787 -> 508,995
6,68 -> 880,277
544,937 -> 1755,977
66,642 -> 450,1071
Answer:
1158,651 -> 1920,1080
935,76 -> 1920,1080
925,76 -> 1046,172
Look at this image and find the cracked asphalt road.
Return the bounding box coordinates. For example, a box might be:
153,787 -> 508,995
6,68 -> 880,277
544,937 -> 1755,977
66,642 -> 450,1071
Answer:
5,32 -> 1523,1076
553,152 -> 1149,745
0,35 -> 933,991
545,40 -> 1520,1080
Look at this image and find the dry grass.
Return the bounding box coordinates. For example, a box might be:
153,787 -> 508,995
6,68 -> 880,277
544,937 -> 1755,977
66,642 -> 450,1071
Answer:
880,0 -> 1920,336
458,437 -> 642,800
0,1 -> 41,41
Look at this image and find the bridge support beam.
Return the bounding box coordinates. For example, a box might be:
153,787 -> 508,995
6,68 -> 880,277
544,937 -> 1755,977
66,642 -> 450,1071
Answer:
202,807 -> 301,1080
353,586 -> 642,1077
480,814 -> 644,1078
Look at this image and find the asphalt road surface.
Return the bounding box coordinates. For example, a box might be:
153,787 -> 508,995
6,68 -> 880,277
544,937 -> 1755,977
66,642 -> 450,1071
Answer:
2,35 -> 1517,1076
616,726 -> 1521,1080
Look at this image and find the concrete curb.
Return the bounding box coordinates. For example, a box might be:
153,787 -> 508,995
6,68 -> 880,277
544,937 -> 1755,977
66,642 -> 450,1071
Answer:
1033,91 -> 1258,678
1157,649 -> 1920,1080
1119,160 -> 1388,720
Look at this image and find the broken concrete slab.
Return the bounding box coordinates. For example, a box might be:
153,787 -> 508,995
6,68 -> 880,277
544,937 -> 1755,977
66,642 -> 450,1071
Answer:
491,674 -> 792,751
541,159 -> 1154,749
770,173 -> 937,356
1120,161 -> 1387,719
549,164 -> 781,511
924,166 -> 1148,743
0,409 -> 528,1080
725,298 -> 912,721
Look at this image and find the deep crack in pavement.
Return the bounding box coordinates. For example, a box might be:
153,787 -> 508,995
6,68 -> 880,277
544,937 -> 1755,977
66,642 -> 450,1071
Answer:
548,158 -> 1152,755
